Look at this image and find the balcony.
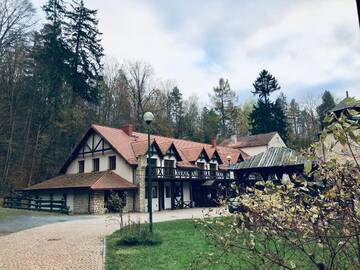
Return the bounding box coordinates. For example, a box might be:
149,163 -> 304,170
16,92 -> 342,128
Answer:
146,166 -> 228,181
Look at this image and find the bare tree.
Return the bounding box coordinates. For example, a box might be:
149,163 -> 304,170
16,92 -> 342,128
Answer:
0,0 -> 36,55
123,61 -> 157,130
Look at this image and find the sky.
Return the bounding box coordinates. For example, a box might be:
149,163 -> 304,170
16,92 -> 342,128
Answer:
32,0 -> 360,105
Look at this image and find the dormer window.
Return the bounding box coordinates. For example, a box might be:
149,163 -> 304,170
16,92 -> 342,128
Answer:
150,144 -> 157,155
108,156 -> 116,170
93,158 -> 100,172
167,147 -> 175,156
78,160 -> 84,173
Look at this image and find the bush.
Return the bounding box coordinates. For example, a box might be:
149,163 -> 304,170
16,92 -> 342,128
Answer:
115,220 -> 162,247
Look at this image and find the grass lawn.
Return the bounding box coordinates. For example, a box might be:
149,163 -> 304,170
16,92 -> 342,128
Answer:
106,219 -> 227,270
0,206 -> 58,219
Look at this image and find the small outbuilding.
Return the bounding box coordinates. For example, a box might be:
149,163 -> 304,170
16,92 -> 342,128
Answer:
232,147 -> 307,184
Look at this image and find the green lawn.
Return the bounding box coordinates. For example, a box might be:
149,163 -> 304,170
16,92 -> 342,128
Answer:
106,219 -> 226,270
0,206 -> 58,219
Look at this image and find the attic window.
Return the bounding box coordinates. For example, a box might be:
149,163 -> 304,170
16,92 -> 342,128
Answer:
167,147 -> 175,156
150,144 -> 157,155
93,158 -> 100,172
109,156 -> 116,170
78,160 -> 84,173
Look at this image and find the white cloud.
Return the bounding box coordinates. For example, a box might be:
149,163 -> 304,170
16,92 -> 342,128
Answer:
31,0 -> 360,102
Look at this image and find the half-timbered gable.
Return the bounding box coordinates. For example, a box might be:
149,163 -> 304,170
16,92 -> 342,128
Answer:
61,127 -> 135,183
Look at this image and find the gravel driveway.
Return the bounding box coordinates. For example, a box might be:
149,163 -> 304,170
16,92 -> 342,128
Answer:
0,208 -> 218,270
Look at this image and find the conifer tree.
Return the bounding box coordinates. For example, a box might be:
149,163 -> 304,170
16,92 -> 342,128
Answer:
35,0 -> 70,113
249,70 -> 288,142
211,78 -> 236,138
64,0 -> 104,103
200,107 -> 218,143
168,86 -> 184,138
316,90 -> 336,125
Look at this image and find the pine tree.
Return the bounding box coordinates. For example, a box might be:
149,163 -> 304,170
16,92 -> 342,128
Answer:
64,0 -> 104,103
211,78 -> 236,138
273,97 -> 288,142
252,69 -> 280,105
200,107 -> 218,143
35,0 -> 70,113
316,90 -> 336,125
249,99 -> 273,134
168,86 -> 184,138
249,70 -> 288,142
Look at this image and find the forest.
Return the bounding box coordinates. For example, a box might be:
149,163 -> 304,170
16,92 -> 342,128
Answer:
0,0 -> 338,194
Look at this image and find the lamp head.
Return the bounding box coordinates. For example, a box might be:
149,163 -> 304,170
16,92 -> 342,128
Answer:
143,112 -> 154,125
226,155 -> 232,162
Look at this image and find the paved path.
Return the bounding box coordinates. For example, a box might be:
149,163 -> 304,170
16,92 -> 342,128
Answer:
0,214 -> 93,236
0,208 -> 219,270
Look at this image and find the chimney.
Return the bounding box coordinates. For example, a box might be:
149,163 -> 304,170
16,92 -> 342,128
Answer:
122,124 -> 133,136
346,90 -> 349,98
211,138 -> 217,148
230,134 -> 237,144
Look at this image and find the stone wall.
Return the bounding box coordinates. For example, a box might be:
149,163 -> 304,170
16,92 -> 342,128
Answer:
73,190 -> 89,214
123,191 -> 134,213
135,156 -> 147,212
90,191 -> 105,214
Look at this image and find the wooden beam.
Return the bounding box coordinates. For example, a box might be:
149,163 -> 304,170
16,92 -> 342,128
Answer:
170,181 -> 175,210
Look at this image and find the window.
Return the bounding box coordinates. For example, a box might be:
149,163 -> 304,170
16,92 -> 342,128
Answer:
210,163 -> 217,177
78,160 -> 84,173
197,162 -> 205,178
164,160 -> 174,177
108,156 -> 116,170
165,186 -> 171,198
93,158 -> 99,172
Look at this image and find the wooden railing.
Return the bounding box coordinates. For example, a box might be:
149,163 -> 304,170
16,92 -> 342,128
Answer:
147,167 -> 227,180
3,193 -> 69,214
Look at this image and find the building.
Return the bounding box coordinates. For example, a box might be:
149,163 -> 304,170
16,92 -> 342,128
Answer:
220,132 -> 286,156
319,93 -> 360,162
25,124 -> 248,214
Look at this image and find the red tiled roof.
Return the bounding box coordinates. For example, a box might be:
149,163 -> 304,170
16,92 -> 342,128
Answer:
132,131 -> 248,165
92,124 -> 138,165
62,124 -> 248,171
26,171 -> 137,191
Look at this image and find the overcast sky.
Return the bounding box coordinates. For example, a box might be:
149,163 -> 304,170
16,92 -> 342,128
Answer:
32,0 -> 360,104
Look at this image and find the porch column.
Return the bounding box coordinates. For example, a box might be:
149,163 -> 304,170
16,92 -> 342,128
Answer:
180,181 -> 184,208
135,156 -> 147,212
170,180 -> 175,210
158,180 -> 164,211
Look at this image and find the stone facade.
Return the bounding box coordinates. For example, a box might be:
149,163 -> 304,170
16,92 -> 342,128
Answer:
123,191 -> 135,213
90,191 -> 105,214
135,156 -> 147,212
73,191 -> 89,214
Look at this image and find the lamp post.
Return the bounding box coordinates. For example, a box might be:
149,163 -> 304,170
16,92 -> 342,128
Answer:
144,111 -> 154,233
226,155 -> 232,198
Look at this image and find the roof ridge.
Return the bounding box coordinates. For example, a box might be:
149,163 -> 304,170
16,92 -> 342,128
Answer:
90,170 -> 110,189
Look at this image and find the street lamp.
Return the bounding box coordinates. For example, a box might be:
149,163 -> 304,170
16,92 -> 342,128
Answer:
144,112 -> 154,233
226,155 -> 232,167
